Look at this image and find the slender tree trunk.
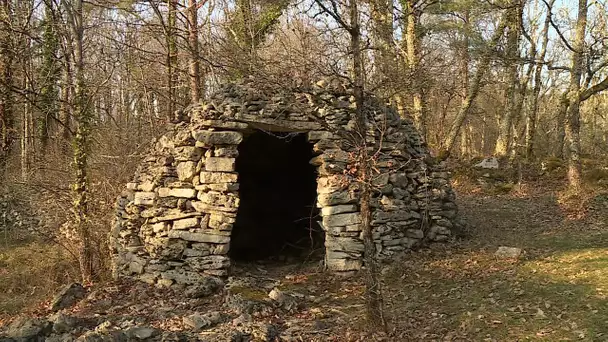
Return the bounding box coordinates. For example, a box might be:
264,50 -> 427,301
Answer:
440,14 -> 507,158
563,0 -> 587,189
495,0 -> 522,157
369,0 -> 393,90
350,0 -> 385,329
187,0 -> 202,103
459,9 -> 470,157
65,0 -> 93,284
402,0 -> 425,138
167,0 -> 178,120
553,98 -> 567,158
59,49 -> 72,143
39,0 -> 60,149
21,62 -> 33,181
236,0 -> 255,75
0,0 -> 13,172
526,0 -> 553,159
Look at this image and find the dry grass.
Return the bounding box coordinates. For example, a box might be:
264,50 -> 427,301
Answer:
381,190 -> 608,341
0,232 -> 78,320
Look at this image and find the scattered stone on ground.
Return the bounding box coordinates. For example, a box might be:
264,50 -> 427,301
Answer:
0,269 -> 357,341
474,157 -> 500,169
49,283 -> 87,312
494,246 -> 523,259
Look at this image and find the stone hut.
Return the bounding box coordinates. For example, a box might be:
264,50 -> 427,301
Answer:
110,79 -> 460,287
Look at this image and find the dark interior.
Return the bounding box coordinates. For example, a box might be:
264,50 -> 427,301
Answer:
230,131 -> 323,261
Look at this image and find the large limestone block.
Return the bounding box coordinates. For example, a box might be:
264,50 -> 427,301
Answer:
160,270 -> 208,285
175,146 -> 203,161
325,236 -> 364,253
205,158 -> 236,172
149,210 -> 198,223
199,172 -> 238,184
208,214 -> 236,230
186,255 -> 230,271
172,217 -> 200,230
317,190 -> 357,207
307,131 -> 336,141
372,210 -> 415,223
168,230 -> 230,244
325,258 -> 363,272
317,175 -> 348,194
176,161 -> 197,181
198,192 -> 239,208
152,222 -> 170,233
198,120 -> 249,130
214,146 -> 239,157
192,201 -> 238,214
322,212 -> 361,227
379,196 -> 406,211
134,192 -> 156,206
193,131 -> 243,145
323,149 -> 350,163
321,204 -> 357,216
158,188 -> 197,198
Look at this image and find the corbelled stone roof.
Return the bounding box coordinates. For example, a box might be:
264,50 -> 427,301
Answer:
110,79 -> 460,287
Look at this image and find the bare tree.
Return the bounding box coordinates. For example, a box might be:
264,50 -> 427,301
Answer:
0,0 -> 14,172
63,0 -> 94,283
439,12 -> 508,159
187,0 -> 202,103
403,0 -> 426,139
525,0 -> 553,159
495,0 -> 523,157
313,0 -> 386,329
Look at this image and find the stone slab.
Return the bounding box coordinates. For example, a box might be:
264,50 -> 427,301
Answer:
167,230 -> 230,244
193,131 -> 243,145
205,158 -> 236,172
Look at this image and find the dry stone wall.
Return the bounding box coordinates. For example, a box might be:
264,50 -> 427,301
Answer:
110,79 -> 461,287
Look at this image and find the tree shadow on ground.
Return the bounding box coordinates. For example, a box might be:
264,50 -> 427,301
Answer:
380,190 -> 608,341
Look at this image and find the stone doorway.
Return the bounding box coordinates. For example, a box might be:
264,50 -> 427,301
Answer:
230,131 -> 323,261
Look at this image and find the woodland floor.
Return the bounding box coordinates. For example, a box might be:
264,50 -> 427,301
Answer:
2,183 -> 608,341
382,186 -> 608,341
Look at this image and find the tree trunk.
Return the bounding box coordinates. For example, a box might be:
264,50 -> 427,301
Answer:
494,0 -> 522,157
0,0 -> 13,172
167,0 -> 178,120
369,0 -> 393,89
59,47 -> 72,143
440,13 -> 507,159
38,0 -> 60,149
564,0 -> 587,189
403,0 -> 425,139
526,0 -> 553,159
65,0 -> 93,284
21,62 -> 33,181
187,0 -> 202,103
350,0 -> 385,329
458,9 -> 470,158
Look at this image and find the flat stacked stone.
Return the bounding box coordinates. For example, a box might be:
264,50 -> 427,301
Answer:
110,78 -> 462,287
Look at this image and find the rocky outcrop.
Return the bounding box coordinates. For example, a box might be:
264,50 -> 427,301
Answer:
110,78 -> 461,287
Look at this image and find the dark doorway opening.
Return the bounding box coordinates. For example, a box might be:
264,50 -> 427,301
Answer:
230,131 -> 323,261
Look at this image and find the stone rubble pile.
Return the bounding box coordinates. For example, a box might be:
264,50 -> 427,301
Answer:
110,78 -> 461,287
0,193 -> 40,233
0,274 -> 357,342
